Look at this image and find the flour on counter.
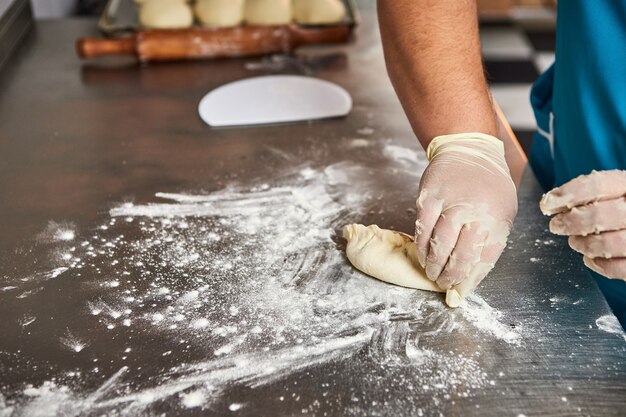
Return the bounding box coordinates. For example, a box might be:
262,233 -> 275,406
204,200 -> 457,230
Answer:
461,294 -> 521,345
60,331 -> 88,353
382,144 -> 425,167
37,221 -> 76,243
228,403 -> 243,411
596,315 -> 626,341
180,390 -> 205,409
3,156 -> 525,416
349,138 -> 371,148
19,315 -> 37,327
0,395 -> 11,417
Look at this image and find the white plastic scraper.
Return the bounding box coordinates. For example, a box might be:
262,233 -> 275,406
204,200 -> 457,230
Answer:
198,75 -> 352,127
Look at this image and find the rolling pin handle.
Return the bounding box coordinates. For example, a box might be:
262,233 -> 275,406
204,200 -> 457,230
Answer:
76,36 -> 137,59
289,24 -> 351,48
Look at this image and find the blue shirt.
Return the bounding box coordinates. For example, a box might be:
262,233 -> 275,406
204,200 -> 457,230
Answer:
530,0 -> 626,189
529,0 -> 626,328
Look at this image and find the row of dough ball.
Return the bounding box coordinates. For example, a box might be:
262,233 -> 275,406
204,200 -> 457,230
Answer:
139,0 -> 347,29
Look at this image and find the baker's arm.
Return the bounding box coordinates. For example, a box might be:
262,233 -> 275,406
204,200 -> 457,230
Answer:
377,0 -> 496,145
377,0 -> 518,304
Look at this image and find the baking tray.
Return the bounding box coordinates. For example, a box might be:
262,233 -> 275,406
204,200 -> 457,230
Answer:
98,0 -> 360,37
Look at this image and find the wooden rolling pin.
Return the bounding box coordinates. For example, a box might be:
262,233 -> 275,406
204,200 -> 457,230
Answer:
77,24 -> 351,62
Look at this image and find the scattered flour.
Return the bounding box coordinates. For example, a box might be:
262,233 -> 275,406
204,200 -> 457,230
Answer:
180,390 -> 205,409
349,138 -> 371,148
190,318 -> 210,329
383,144 -> 425,167
596,315 -> 626,341
54,230 -> 75,241
60,331 -> 88,353
3,159 -> 527,416
19,315 -> 37,327
37,221 -> 76,243
0,394 -> 12,417
461,294 -> 521,345
228,403 -> 243,411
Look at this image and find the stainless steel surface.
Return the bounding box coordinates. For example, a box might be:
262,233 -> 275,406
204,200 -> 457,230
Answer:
98,0 -> 360,36
0,4 -> 625,416
0,0 -> 32,70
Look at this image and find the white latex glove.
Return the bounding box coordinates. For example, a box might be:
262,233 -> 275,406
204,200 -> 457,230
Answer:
540,170 -> 626,280
415,133 -> 518,306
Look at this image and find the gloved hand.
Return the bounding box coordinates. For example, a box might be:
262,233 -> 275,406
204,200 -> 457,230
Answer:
540,170 -> 626,280
415,133 -> 518,306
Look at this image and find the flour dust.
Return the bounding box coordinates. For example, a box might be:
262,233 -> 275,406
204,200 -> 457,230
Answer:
596,315 -> 626,341
2,153 -> 526,416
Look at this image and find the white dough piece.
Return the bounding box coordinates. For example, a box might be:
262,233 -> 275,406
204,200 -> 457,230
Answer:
244,0 -> 292,25
139,0 -> 194,29
195,0 -> 244,27
343,224 -> 463,308
293,0 -> 346,24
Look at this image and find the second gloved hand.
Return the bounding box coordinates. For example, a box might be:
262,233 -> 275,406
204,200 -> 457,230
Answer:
540,170 -> 626,280
415,133 -> 518,304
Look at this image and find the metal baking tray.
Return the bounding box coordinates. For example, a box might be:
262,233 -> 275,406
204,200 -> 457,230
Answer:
98,0 -> 359,37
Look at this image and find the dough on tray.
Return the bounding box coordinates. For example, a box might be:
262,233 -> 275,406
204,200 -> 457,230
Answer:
139,0 -> 194,29
343,224 -> 463,308
244,0 -> 292,25
293,0 -> 346,24
195,0 -> 245,27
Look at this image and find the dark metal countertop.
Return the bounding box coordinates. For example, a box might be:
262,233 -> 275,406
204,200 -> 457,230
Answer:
0,4 -> 625,417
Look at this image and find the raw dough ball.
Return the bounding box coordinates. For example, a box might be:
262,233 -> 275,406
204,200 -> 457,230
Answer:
244,0 -> 292,25
343,224 -> 442,293
195,0 -> 244,27
139,0 -> 194,29
343,224 -> 464,308
293,0 -> 346,24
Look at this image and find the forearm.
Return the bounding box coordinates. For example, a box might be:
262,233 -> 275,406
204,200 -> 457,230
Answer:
377,0 -> 496,148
